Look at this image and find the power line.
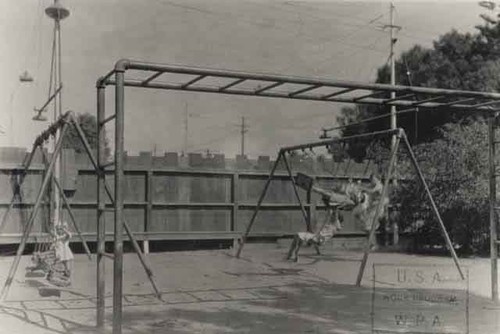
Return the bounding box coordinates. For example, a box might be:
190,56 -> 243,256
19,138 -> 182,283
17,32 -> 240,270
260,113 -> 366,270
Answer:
155,0 -> 388,58
322,107 -> 418,137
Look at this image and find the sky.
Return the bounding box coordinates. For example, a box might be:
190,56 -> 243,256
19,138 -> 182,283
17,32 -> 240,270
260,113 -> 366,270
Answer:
0,0 -> 487,158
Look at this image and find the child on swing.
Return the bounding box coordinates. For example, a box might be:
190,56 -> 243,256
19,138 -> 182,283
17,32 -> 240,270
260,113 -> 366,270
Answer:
51,221 -> 73,283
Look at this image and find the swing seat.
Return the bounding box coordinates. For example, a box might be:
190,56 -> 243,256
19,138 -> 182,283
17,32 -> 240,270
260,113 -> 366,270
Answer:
47,273 -> 71,287
27,250 -> 56,274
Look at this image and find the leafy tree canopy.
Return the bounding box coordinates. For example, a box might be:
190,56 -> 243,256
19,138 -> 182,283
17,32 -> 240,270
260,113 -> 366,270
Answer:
63,112 -> 110,158
394,120 -> 491,254
336,21 -> 500,160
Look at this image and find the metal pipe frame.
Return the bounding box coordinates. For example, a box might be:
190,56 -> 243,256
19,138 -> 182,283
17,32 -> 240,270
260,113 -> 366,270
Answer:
235,151 -> 283,258
98,60 -> 500,113
282,153 -> 320,255
113,69 -> 125,334
401,132 -> 465,280
489,116 -> 498,302
34,110 -> 72,146
70,112 -> 161,300
0,143 -> 41,233
40,149 -> 92,260
0,122 -> 69,301
96,83 -> 106,327
108,78 -> 495,113
356,131 -> 401,286
255,81 -> 283,94
282,153 -> 311,232
34,84 -> 63,113
282,128 -> 401,152
353,91 -> 387,101
95,59 -> 500,332
321,107 -> 417,134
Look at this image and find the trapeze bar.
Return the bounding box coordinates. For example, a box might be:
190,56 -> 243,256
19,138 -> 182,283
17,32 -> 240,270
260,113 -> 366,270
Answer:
281,128 -> 402,152
34,85 -> 62,113
141,71 -> 165,85
181,75 -> 206,88
113,59 -> 500,101
288,84 -> 322,97
255,81 -> 283,94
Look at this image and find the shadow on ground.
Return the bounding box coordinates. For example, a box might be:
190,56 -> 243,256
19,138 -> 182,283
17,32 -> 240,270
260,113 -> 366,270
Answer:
115,281 -> 500,334
117,282 -> 378,334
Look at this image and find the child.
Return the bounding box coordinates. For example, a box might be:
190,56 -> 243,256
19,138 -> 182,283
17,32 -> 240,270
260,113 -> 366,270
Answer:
53,221 -> 73,279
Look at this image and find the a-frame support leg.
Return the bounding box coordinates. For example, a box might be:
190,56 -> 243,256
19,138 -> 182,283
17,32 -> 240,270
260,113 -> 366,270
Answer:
40,149 -> 92,260
0,123 -> 69,301
356,131 -> 401,286
70,114 -> 162,299
236,151 -> 284,258
282,152 -> 321,255
0,143 -> 41,233
401,133 -> 464,280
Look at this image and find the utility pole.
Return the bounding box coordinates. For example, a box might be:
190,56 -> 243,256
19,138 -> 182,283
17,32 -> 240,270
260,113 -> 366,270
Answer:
384,2 -> 401,246
384,2 -> 401,149
240,116 -> 248,156
183,103 -> 188,155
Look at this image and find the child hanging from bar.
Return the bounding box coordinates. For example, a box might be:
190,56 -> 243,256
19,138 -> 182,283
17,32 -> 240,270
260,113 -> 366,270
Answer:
352,173 -> 388,250
47,221 -> 73,286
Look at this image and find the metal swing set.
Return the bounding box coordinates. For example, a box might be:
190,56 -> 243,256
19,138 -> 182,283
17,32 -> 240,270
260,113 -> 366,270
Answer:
96,59 -> 500,334
0,110 -> 161,301
3,59 -> 500,334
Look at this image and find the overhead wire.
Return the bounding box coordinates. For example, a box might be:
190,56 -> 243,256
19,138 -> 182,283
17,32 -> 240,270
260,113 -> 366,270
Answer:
323,107 -> 419,136
154,0 -> 389,58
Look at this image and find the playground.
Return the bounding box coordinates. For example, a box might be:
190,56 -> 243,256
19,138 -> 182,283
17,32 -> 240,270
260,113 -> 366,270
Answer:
0,244 -> 499,334
1,59 -> 500,333
3,2 -> 500,333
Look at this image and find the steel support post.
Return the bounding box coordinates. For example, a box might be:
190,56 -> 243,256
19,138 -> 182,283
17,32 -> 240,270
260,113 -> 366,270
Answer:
113,70 -> 125,334
282,153 -> 311,232
402,133 -> 465,280
97,84 -> 106,326
282,153 -> 321,254
0,123 -> 68,301
144,170 -> 152,254
235,151 -> 283,258
71,113 -> 161,299
356,131 -> 401,286
489,116 -> 498,302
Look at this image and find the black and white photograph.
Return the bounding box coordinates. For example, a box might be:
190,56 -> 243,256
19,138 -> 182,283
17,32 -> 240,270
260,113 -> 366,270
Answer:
1,0 -> 500,333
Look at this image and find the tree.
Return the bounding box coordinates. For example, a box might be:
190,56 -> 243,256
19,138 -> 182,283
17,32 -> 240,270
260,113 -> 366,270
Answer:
394,120 -> 491,255
336,24 -> 500,160
63,112 -> 110,159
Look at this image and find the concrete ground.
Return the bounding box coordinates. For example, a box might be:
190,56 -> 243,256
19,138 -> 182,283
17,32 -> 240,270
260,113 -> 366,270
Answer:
0,241 -> 499,334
